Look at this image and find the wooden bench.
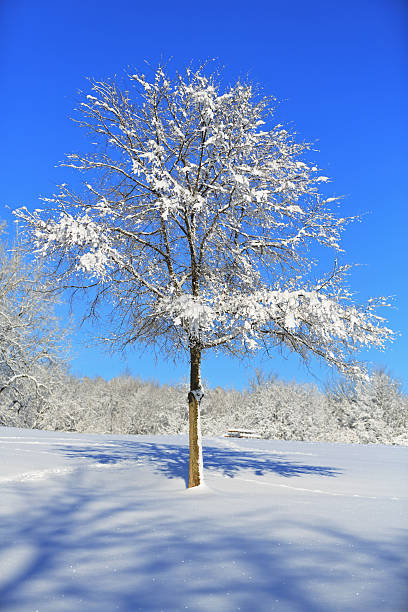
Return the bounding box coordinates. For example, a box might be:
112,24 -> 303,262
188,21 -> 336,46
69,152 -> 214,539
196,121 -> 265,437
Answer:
222,428 -> 261,439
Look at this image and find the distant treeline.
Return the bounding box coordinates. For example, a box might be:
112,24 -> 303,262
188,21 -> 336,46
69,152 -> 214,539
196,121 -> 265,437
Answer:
1,367 -> 407,446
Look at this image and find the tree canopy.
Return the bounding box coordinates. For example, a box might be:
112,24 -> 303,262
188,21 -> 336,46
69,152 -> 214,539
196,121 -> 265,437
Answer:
15,65 -> 392,379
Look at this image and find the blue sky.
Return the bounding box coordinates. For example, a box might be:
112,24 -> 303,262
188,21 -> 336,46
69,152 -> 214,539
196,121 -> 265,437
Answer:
1,0 -> 407,390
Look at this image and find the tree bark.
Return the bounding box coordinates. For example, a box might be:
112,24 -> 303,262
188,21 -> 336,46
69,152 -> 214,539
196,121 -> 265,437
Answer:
188,345 -> 204,488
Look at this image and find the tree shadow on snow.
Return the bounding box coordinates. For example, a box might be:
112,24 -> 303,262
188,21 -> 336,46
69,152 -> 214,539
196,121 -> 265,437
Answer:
57,438 -> 341,487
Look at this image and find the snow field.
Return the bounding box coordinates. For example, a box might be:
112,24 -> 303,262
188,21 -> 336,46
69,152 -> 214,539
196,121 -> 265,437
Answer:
0,427 -> 407,611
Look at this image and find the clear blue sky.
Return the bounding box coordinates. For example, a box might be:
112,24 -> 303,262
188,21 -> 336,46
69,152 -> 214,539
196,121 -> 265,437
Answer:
1,0 -> 407,390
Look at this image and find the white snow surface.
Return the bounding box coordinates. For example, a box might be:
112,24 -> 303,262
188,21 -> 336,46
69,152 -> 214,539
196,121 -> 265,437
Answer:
0,427 -> 406,612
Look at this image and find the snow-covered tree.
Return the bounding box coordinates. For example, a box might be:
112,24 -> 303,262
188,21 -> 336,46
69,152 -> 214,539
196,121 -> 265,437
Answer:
15,65 -> 393,486
246,375 -> 332,442
327,369 -> 408,444
0,226 -> 68,427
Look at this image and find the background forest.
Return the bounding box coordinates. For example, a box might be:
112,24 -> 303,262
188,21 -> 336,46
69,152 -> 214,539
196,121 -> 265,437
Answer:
1,230 -> 406,446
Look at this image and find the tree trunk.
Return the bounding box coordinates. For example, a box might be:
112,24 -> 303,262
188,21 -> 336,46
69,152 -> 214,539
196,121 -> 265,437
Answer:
188,345 -> 204,488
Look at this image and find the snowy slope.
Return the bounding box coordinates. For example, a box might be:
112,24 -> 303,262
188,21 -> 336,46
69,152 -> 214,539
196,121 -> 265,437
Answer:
0,427 -> 407,612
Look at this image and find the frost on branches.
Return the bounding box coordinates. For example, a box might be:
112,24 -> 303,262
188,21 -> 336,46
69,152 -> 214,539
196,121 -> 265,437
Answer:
15,65 -> 393,486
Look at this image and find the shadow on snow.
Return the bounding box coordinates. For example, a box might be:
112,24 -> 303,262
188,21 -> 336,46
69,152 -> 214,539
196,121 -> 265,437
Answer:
56,438 -> 342,487
0,466 -> 406,612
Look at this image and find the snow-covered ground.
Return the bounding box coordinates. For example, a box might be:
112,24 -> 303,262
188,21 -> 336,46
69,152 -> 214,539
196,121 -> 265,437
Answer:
0,428 -> 406,612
